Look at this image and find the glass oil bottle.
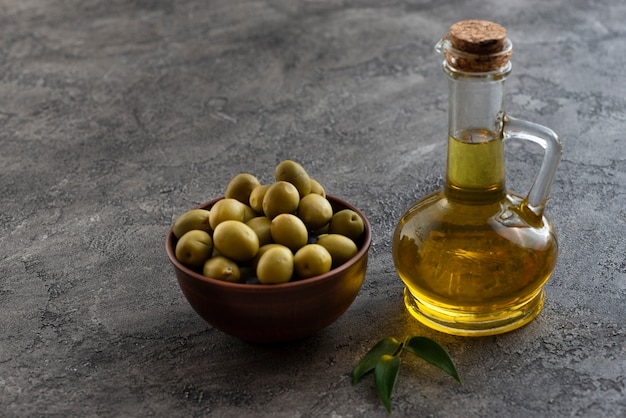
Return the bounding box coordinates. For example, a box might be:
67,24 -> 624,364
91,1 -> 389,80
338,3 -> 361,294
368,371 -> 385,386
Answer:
392,20 -> 562,336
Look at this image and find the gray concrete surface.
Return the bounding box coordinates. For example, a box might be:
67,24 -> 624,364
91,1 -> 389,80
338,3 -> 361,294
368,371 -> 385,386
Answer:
1,0 -> 624,417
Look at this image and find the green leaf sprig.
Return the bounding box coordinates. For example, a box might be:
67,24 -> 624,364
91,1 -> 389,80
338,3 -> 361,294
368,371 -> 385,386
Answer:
352,336 -> 461,414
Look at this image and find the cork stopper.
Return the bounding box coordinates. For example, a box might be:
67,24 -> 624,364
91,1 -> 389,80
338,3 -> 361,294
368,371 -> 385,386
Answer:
441,20 -> 512,72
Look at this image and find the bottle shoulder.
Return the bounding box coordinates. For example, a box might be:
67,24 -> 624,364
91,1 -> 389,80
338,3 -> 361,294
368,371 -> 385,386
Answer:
397,191 -> 557,243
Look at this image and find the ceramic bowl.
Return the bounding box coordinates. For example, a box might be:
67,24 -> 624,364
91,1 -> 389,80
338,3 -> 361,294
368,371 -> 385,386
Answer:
165,195 -> 371,343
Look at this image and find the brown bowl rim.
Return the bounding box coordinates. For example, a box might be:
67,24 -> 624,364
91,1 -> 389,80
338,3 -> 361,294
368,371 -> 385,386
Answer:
165,194 -> 372,291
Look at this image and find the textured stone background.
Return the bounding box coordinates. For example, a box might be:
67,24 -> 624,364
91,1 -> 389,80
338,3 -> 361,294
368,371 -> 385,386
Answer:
1,0 -> 624,417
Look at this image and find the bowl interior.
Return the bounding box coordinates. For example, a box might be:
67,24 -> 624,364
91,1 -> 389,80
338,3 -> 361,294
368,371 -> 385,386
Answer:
165,194 -> 371,290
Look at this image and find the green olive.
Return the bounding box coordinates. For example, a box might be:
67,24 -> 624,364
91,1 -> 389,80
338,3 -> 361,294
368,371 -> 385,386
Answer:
175,230 -> 213,269
251,243 -> 286,271
172,209 -> 212,239
297,193 -> 333,230
309,178 -> 326,198
262,181 -> 300,219
294,244 -> 332,279
245,216 -> 273,246
274,160 -> 311,198
256,246 -> 294,284
316,233 -> 358,268
209,198 -> 247,230
203,256 -> 240,282
270,213 -> 308,252
212,220 -> 259,262
225,173 -> 261,204
249,184 -> 270,214
329,209 -> 365,242
242,204 -> 257,223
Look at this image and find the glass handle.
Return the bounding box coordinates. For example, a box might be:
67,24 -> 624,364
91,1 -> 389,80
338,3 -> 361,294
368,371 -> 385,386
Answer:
502,115 -> 563,216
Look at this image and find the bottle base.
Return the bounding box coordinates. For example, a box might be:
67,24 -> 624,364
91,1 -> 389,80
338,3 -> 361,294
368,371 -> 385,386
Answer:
403,287 -> 545,337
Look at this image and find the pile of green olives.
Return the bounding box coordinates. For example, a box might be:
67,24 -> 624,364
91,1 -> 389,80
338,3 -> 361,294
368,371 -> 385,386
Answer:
172,160 -> 365,285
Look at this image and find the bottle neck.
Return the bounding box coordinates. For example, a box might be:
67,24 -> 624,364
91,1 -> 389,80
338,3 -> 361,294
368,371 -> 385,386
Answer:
444,65 -> 510,203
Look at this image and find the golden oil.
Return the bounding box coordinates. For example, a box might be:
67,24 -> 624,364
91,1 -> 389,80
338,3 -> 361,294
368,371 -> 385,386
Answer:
392,134 -> 558,336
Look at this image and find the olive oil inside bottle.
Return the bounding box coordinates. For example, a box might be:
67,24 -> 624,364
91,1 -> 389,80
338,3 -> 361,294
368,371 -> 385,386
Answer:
446,130 -> 505,203
392,131 -> 558,335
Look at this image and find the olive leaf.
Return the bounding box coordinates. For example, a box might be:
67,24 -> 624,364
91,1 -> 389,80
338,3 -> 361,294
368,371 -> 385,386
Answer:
352,335 -> 461,414
404,336 -> 461,383
374,354 -> 401,414
352,337 -> 402,385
